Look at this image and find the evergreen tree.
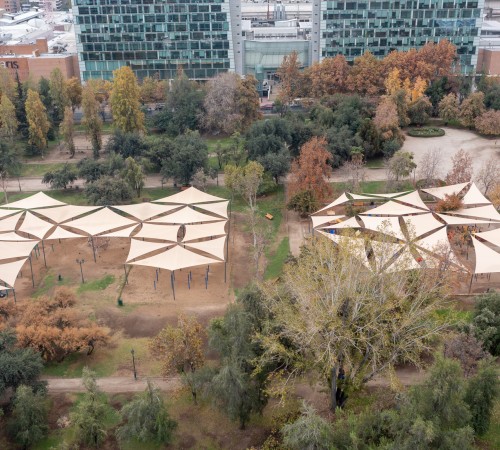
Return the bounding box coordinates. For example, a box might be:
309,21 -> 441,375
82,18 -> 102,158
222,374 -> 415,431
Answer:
123,156 -> 145,197
14,72 -> 28,138
59,106 -> 75,158
0,94 -> 19,140
81,83 -> 102,159
49,68 -> 69,126
25,89 -> 50,157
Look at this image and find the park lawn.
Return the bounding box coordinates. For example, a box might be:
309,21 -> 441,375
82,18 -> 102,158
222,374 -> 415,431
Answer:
20,162 -> 68,177
264,237 -> 290,280
204,135 -> 232,153
365,157 -> 385,169
32,272 -> 74,298
77,274 -> 115,294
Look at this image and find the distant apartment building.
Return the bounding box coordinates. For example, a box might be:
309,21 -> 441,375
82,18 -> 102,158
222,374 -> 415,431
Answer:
0,0 -> 21,14
311,0 -> 484,74
73,0 -> 243,81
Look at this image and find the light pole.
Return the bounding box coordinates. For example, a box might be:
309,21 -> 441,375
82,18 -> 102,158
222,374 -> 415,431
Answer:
131,349 -> 137,380
76,258 -> 85,283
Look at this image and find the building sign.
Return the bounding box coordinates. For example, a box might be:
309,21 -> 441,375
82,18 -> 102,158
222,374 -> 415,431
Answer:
0,61 -> 19,69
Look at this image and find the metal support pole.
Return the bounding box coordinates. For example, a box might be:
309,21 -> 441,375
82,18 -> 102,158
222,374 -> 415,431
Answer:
188,274 -> 191,289
13,289 -> 16,303
41,240 -> 47,268
28,256 -> 34,288
154,280 -> 156,290
123,265 -> 128,284
131,349 -> 137,380
224,261 -> 227,283
468,273 -> 474,293
76,259 -> 85,283
171,272 -> 176,300
91,237 -> 96,262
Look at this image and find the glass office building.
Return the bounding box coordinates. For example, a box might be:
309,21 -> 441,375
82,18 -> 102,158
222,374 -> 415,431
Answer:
311,0 -> 484,74
73,0 -> 243,81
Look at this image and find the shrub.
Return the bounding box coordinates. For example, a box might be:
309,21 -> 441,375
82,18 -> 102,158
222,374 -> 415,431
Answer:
407,127 -> 445,137
435,193 -> 463,212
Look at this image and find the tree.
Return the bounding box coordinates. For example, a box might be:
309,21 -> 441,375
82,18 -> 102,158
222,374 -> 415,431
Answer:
0,94 -> 18,140
417,148 -> 442,187
459,92 -> 485,129
8,385 -> 48,449
116,380 -> 177,444
237,74 -> 262,130
0,329 -> 44,398
373,97 -> 402,146
0,141 -> 21,203
476,157 -> 500,195
71,367 -> 109,448
59,106 -> 75,158
246,117 -> 292,160
435,193 -> 464,213
225,161 -> 264,211
110,66 -> 145,133
307,55 -> 349,97
439,93 -> 460,124
408,96 -> 432,126
66,77 -> 82,112
139,76 -> 166,104
490,183 -> 500,210
346,51 -> 384,96
282,403 -> 335,450
343,147 -> 366,193
386,150 -> 416,182
105,129 -> 149,159
14,72 -> 28,138
123,157 -> 145,197
445,149 -> 473,184
289,136 -> 332,203
150,315 -> 205,403
357,118 -> 382,159
84,176 -> 133,205
42,163 -> 78,190
287,190 -> 319,217
81,83 -> 102,159
277,51 -> 303,108
161,131 -> 208,186
0,65 -> 16,102
471,291 -> 500,356
257,235 -> 452,410
49,68 -> 69,125
77,158 -> 106,183
443,333 -> 488,377
475,110 -> 500,136
257,148 -> 290,184
464,360 -> 499,435
25,89 -> 50,157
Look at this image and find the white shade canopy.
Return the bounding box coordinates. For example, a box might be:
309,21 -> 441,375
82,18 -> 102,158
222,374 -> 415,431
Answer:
317,231 -> 370,268
129,244 -> 220,271
348,193 -> 378,200
126,239 -> 172,262
0,212 -> 23,233
463,183 -> 490,206
321,216 -> 360,229
311,215 -> 344,229
35,205 -> 102,224
316,193 -> 349,213
369,191 -> 412,198
0,209 -> 19,220
448,205 -> 500,222
0,232 -> 35,241
134,223 -> 180,242
149,206 -> 219,224
0,258 -> 27,287
360,201 -> 427,216
64,208 -> 138,236
193,201 -> 229,219
153,187 -> 225,205
110,203 -> 179,221
420,183 -> 469,200
17,212 -> 55,239
360,216 -> 405,240
99,224 -> 139,238
472,237 -> 500,274
0,240 -> 37,261
45,227 -> 86,240
394,191 -> 429,211
185,236 -> 226,260
371,240 -> 404,271
403,213 -> 445,238
435,213 -> 493,226
183,221 -> 227,242
385,246 -> 422,272
0,192 -> 66,209
415,227 -> 451,254
475,227 -> 500,248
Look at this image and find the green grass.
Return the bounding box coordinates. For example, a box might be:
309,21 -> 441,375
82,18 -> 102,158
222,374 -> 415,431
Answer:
204,136 -> 232,153
365,157 -> 385,169
77,274 -> 115,294
74,122 -> 113,133
32,272 -> 72,298
434,308 -> 473,325
264,237 -> 290,280
20,162 -> 69,177
407,127 -> 445,138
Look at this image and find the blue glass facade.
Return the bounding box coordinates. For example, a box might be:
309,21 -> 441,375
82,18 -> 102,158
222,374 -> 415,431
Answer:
73,0 -> 241,81
312,0 -> 484,74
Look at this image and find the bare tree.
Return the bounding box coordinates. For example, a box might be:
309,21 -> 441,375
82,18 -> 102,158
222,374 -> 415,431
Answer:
417,148 -> 442,187
343,149 -> 366,193
476,157 -> 500,195
445,149 -> 473,185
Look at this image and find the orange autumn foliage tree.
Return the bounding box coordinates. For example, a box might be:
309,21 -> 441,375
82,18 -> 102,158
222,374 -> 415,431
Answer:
307,55 -> 350,97
289,137 -> 332,203
346,51 -> 385,96
14,287 -> 110,362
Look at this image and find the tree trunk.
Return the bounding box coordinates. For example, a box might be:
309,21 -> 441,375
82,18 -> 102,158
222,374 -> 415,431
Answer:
330,366 -> 337,411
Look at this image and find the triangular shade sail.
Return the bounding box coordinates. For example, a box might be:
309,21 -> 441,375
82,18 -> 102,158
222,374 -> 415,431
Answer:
185,236 -> 226,260
472,237 -> 500,274
0,240 -> 37,261
183,221 -> 227,242
0,209 -> 19,220
0,212 -> 22,233
317,231 -> 370,268
0,258 -> 27,287
385,246 -> 421,272
360,216 -> 405,240
110,203 -> 179,221
321,217 -> 360,229
436,213 -> 493,226
0,232 -> 35,241
64,208 -> 138,236
370,240 -> 404,271
311,215 -> 344,229
475,227 -> 500,248
448,205 -> 500,222
393,191 -> 429,211
415,227 -> 451,254
316,193 -> 349,213
193,201 -> 229,219
369,191 -> 412,198
128,244 -> 219,271
126,239 -> 172,262
35,205 -> 102,224
0,284 -> 10,290
45,227 -> 86,240
403,213 -> 445,238
462,183 -> 490,205
99,224 -> 139,238
149,206 -> 219,224
420,183 -> 469,200
133,223 -> 180,241
360,201 -> 426,216
17,212 -> 55,239
153,187 -> 225,205
1,192 -> 66,209
348,193 -> 378,200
